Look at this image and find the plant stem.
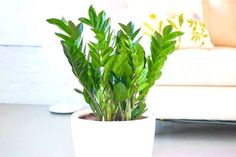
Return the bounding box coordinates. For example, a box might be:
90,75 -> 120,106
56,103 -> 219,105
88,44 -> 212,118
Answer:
84,88 -> 104,120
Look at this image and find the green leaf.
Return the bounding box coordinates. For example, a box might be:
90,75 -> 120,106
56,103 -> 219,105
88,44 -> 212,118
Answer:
154,71 -> 162,80
153,31 -> 162,45
103,56 -> 115,81
89,49 -> 100,67
162,40 -> 176,49
113,82 -> 127,102
74,88 -> 83,94
97,11 -> 106,28
163,25 -> 173,36
135,64 -> 144,75
131,102 -> 147,119
138,82 -> 149,92
151,36 -> 160,53
88,5 -> 97,26
119,23 -> 127,32
137,69 -> 148,84
163,31 -> 184,42
131,28 -> 141,40
112,54 -> 126,75
79,17 -> 91,26
101,47 -> 113,56
68,20 -> 76,30
101,47 -> 113,64
162,44 -> 176,55
127,21 -> 135,36
55,33 -> 73,43
76,23 -> 83,37
47,18 -> 71,35
123,63 -> 133,79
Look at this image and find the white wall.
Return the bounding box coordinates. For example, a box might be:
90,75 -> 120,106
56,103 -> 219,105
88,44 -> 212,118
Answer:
0,47 -> 55,104
0,0 -> 41,45
0,0 -> 127,46
0,0 -> 127,105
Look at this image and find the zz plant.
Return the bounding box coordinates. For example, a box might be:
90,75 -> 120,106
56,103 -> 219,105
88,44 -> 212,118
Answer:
47,6 -> 183,121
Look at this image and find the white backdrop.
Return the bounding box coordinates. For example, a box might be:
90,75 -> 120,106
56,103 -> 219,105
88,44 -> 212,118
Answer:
0,0 -> 127,46
0,0 -> 127,105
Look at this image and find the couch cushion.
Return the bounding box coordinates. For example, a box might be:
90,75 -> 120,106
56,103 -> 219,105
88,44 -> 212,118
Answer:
147,86 -> 236,120
202,0 -> 236,47
156,47 -> 236,86
126,0 -> 214,49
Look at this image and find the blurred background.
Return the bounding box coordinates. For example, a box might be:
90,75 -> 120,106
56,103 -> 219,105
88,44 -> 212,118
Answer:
0,0 -> 127,106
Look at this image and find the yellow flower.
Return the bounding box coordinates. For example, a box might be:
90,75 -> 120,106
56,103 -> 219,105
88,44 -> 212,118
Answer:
149,14 -> 156,20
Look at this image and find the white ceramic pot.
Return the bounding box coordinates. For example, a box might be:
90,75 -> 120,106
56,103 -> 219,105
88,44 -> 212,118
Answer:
71,109 -> 156,157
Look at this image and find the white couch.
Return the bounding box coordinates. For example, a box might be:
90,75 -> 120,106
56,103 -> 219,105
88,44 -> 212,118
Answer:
147,47 -> 236,121
147,0 -> 236,121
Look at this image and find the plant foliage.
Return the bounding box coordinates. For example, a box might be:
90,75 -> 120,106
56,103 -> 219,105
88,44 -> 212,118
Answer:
47,5 -> 183,121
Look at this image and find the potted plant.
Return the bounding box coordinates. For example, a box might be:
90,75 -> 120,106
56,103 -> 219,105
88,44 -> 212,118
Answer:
47,5 -> 183,157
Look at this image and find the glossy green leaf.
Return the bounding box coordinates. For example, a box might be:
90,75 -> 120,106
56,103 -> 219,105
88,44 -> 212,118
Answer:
114,82 -> 127,102
138,82 -> 149,92
47,18 -> 71,35
79,18 -> 91,26
163,31 -> 184,42
88,5 -> 97,26
55,33 -> 73,43
163,25 -> 173,36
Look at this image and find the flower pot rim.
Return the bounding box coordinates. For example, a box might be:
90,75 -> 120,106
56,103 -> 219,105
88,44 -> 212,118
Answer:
71,109 -> 155,123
